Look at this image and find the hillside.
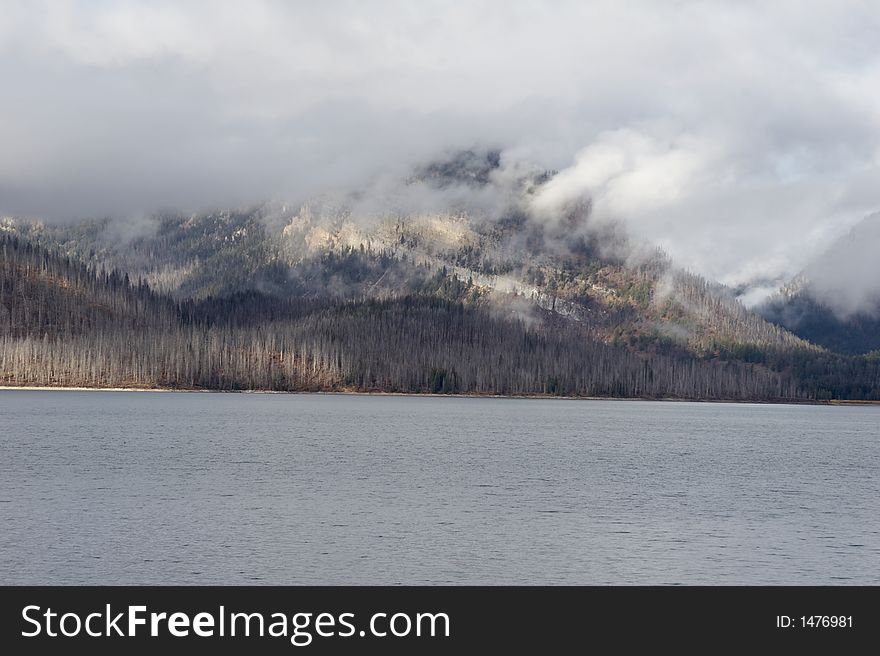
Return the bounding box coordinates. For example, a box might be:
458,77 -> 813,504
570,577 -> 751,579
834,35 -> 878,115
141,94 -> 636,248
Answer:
3,152 -> 879,400
1,151 -> 812,359
3,228 -> 880,400
0,232 -> 816,399
758,213 -> 880,356
760,283 -> 880,356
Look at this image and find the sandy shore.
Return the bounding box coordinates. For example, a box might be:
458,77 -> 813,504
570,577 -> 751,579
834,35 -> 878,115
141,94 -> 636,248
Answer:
0,385 -> 646,399
0,385 -> 199,393
2,385 -> 878,405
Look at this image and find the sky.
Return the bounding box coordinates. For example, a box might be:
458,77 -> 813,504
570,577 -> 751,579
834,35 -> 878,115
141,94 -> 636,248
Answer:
1,0 -> 880,300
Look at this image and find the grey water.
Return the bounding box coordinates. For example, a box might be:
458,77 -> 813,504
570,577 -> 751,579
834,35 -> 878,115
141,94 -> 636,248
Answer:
0,390 -> 878,585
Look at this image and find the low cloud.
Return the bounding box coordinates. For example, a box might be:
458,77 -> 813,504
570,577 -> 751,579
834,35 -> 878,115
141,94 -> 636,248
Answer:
802,213 -> 880,318
2,1 -> 880,307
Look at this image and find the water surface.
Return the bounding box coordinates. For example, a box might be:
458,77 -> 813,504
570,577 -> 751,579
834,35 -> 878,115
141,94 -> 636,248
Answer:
1,391 -> 878,584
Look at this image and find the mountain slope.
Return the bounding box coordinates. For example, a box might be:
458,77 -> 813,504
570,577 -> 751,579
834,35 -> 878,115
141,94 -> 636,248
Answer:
758,213 -> 880,355
2,232 -> 815,399
2,202 -> 813,361
3,151 -> 879,399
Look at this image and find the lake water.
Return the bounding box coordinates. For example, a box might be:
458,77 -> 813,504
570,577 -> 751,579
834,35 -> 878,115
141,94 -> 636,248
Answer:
1,391 -> 878,585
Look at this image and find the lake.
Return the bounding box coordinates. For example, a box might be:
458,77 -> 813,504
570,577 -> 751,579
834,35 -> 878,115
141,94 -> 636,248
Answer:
1,390 -> 878,584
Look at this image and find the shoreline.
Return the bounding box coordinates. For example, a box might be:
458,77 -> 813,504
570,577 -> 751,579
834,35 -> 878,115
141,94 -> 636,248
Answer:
1,385 -> 878,405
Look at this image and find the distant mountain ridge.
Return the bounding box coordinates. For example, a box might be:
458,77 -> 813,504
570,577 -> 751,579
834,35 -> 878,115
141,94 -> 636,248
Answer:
757,213 -> 880,356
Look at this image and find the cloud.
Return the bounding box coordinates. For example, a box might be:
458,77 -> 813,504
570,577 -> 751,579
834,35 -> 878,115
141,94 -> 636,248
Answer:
2,0 -> 880,302
801,213 -> 880,317
530,127 -> 714,220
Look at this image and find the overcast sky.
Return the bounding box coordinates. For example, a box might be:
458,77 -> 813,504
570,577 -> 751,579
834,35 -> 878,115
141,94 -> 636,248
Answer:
2,1 -> 879,294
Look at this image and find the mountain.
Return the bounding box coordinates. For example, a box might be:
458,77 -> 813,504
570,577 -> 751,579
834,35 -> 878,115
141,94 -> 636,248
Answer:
2,151 -> 879,399
2,231 -> 808,398
758,213 -> 880,356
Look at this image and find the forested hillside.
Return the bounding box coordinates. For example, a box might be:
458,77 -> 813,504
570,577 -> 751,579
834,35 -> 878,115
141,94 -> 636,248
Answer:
3,233 -> 879,399
3,151 -> 879,400
757,213 -> 880,356
760,288 -> 880,356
